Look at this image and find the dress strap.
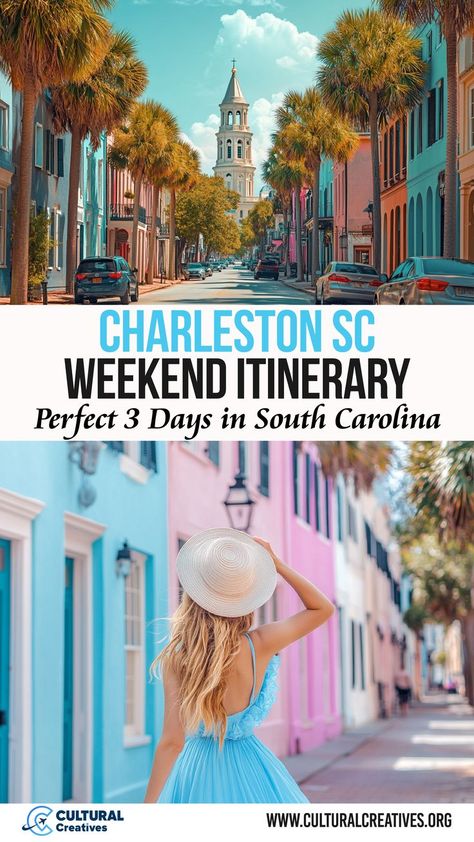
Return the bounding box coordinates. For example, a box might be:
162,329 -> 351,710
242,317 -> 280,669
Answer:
243,632 -> 257,703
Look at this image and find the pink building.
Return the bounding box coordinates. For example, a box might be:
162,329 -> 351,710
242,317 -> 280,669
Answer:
107,151 -> 171,282
167,441 -> 341,759
333,133 -> 373,265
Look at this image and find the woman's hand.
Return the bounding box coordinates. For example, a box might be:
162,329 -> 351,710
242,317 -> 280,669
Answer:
253,537 -> 283,573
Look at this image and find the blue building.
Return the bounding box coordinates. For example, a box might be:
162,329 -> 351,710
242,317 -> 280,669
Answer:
0,72 -> 14,297
302,157 -> 334,277
0,441 -> 168,803
406,20 -> 452,257
78,134 -> 108,263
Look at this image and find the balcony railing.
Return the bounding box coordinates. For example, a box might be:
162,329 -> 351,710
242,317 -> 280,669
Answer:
109,203 -> 146,224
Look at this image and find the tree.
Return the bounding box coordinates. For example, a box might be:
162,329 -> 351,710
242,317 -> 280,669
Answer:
109,100 -> 176,272
380,1 -> 474,258
143,107 -> 179,285
0,0 -> 110,303
262,147 -> 294,276
246,199 -> 274,254
400,442 -> 474,703
165,141 -> 200,281
317,9 -> 426,271
317,442 -> 394,491
270,132 -> 311,282
175,175 -> 239,258
51,30 -> 148,292
275,87 -> 359,282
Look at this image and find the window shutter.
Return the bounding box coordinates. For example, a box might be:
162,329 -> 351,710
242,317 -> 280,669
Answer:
140,441 -> 158,472
57,138 -> 64,177
207,442 -> 220,466
45,130 -> 51,172
108,441 -> 124,453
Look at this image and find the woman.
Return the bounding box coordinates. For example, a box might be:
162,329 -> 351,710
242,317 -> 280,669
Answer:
145,528 -> 334,803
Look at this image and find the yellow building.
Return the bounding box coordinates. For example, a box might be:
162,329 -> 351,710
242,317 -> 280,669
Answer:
459,33 -> 474,260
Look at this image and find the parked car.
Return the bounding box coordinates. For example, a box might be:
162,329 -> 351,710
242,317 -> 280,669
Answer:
183,262 -> 206,280
210,260 -> 222,272
254,258 -> 280,281
316,261 -> 384,304
202,262 -> 213,277
375,257 -> 474,305
74,256 -> 139,304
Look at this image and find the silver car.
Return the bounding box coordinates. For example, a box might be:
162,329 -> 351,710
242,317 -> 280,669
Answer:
316,261 -> 384,304
375,257 -> 474,304
183,262 -> 206,280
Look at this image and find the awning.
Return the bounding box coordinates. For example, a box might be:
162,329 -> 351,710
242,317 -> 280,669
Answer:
271,239 -> 283,247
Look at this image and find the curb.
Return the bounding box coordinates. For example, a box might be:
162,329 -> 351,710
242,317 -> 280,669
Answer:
0,277 -> 184,306
281,278 -> 315,298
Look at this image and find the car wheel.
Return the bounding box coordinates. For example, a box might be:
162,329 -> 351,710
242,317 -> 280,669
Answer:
131,284 -> 138,303
90,298 -> 98,304
74,293 -> 84,305
120,285 -> 131,305
399,299 -> 405,305
274,274 -> 278,281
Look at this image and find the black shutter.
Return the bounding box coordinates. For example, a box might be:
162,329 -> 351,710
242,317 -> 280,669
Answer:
107,441 -> 124,453
140,441 -> 158,472
57,138 -> 64,177
45,130 -> 51,172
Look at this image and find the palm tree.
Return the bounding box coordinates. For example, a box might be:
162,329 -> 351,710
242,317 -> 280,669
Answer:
165,141 -> 200,281
141,107 -> 179,285
51,30 -> 148,293
269,133 -> 310,282
109,101 -> 175,272
275,87 -> 359,282
379,1 -> 474,258
0,0 -> 111,304
262,147 -> 294,277
317,442 -> 394,492
318,9 -> 426,272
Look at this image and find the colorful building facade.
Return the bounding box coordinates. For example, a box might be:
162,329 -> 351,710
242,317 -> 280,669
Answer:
380,116 -> 408,274
333,133 -> 373,265
0,72 -> 13,297
406,21 -> 448,257
0,442 -> 167,804
458,33 -> 474,260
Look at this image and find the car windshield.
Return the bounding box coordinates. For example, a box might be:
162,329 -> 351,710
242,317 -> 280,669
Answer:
421,258 -> 474,276
78,259 -> 116,273
188,263 -> 202,269
335,262 -> 377,275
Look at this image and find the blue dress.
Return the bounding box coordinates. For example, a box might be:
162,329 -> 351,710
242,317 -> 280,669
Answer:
159,633 -> 308,803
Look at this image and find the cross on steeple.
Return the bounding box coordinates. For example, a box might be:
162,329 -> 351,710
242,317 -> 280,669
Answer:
232,58 -> 236,72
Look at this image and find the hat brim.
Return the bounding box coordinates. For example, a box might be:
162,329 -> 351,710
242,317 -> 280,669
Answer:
176,528 -> 277,618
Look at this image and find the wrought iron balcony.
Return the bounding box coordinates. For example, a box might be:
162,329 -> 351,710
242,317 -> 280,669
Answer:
109,203 -> 147,224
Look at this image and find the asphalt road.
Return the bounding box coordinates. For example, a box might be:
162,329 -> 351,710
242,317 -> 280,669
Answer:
136,265 -> 312,305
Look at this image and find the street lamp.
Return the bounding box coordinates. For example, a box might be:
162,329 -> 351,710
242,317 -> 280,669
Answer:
116,540 -> 133,578
68,442 -> 103,508
223,471 -> 255,533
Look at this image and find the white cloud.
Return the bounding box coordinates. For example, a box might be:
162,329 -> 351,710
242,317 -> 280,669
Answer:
185,114 -> 220,171
216,10 -> 318,72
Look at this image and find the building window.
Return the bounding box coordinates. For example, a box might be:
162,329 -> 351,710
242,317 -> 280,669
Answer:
227,111 -> 233,127
351,620 -> 356,689
292,443 -> 300,516
417,104 -> 423,154
383,133 -> 388,187
438,79 -> 444,140
470,87 -> 474,148
336,485 -> 343,541
409,110 -> 415,159
314,463 -> 321,532
0,102 -> 8,150
305,454 -> 311,524
359,624 -> 365,690
259,442 -> 270,496
437,21 -> 442,46
238,441 -> 247,477
0,187 -> 6,266
219,140 -> 223,160
124,555 -> 145,738
236,110 -> 241,126
427,30 -> 432,60
237,140 -> 243,159
140,441 -> 158,472
389,126 -> 394,181
227,140 -> 232,160
395,121 -> 400,178
97,159 -> 103,208
427,88 -> 436,146
324,475 -> 331,538
207,441 -> 220,466
35,123 -> 44,168
57,138 -> 64,178
45,130 -> 55,174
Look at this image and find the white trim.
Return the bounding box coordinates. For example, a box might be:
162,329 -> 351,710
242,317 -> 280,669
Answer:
0,487 -> 45,802
124,551 -> 147,742
34,122 -> 43,169
64,513 -> 105,803
119,451 -> 150,485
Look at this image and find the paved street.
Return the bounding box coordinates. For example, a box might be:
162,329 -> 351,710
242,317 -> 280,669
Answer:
300,694 -> 474,803
134,265 -> 312,305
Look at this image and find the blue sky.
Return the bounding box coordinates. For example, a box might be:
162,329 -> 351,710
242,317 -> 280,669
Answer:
110,1 -> 370,188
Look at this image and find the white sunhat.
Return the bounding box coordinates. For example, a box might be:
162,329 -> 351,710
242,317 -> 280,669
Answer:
176,528 -> 277,618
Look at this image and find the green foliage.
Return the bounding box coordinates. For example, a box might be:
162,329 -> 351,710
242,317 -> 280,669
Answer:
247,199 -> 274,244
28,211 -> 51,286
175,175 -> 240,254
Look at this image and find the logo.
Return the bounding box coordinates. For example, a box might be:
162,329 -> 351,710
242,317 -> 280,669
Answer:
22,806 -> 53,836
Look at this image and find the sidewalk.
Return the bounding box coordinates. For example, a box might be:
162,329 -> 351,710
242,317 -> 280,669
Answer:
285,693 -> 474,803
0,276 -> 183,305
281,276 -> 315,298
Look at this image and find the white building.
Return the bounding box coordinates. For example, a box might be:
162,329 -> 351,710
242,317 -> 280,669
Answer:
213,63 -> 258,221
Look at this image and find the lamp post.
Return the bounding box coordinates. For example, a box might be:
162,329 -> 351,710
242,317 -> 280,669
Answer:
68,442 -> 103,507
223,471 -> 255,533
363,201 -> 374,224
116,540 -> 133,578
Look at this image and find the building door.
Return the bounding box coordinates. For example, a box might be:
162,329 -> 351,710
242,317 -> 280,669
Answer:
0,540 -> 10,803
354,246 -> 371,264
63,556 -> 74,801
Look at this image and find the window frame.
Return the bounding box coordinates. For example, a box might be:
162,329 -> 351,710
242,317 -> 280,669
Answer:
0,101 -> 8,151
124,552 -> 147,741
34,122 -> 44,168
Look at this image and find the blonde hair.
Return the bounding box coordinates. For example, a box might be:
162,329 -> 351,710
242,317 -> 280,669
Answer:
153,593 -> 253,747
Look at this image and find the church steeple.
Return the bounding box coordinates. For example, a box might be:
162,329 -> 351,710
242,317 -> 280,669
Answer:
213,62 -> 256,219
